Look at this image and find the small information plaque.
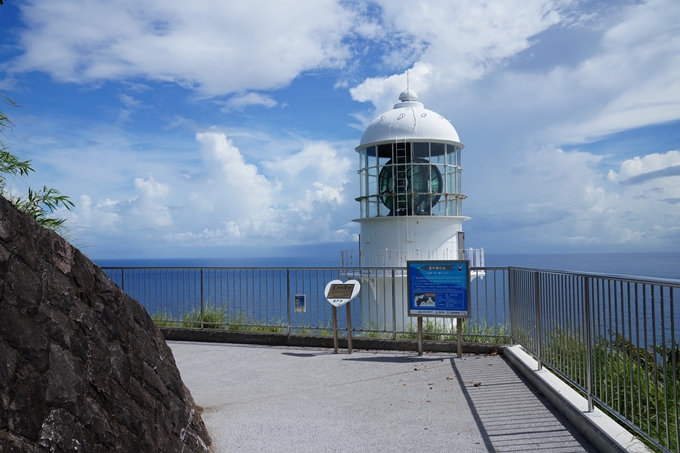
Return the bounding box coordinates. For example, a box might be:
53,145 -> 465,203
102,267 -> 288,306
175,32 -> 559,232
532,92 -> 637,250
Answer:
327,284 -> 355,299
294,294 -> 306,313
324,279 -> 361,307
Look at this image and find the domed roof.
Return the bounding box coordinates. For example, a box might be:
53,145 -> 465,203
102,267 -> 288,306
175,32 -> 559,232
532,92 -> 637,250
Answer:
359,91 -> 461,147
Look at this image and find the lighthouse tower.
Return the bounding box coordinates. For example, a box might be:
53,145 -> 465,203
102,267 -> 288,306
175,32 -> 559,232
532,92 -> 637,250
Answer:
354,90 -> 469,266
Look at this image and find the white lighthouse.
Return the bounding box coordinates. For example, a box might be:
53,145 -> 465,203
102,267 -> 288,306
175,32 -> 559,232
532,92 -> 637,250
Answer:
348,90 -> 483,332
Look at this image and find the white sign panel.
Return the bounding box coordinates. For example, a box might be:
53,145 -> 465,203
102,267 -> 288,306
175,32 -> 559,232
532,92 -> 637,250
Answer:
324,279 -> 361,307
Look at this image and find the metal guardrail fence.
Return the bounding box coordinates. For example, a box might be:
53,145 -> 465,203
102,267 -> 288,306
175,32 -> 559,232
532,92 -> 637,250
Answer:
101,264 -> 680,452
102,266 -> 509,341
509,267 -> 680,453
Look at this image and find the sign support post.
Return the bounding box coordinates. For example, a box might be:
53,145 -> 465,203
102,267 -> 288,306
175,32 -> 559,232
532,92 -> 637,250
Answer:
324,279 -> 361,355
457,318 -> 463,358
417,317 -> 423,356
346,303 -> 353,354
332,306 -> 339,353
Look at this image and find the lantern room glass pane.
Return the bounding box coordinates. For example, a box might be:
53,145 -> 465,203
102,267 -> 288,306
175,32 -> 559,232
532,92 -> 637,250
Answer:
447,168 -> 455,197
368,198 -> 378,217
431,142 -> 445,157
413,142 -> 429,158
357,140 -> 464,218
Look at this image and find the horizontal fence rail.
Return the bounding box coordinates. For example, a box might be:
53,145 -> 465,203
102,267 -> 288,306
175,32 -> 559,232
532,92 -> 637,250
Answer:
509,267 -> 680,453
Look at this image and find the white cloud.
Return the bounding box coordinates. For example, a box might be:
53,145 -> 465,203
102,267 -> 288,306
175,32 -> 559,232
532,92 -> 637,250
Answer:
550,0 -> 680,142
10,0 -> 356,97
349,0 -> 680,148
600,151 -> 680,242
164,221 -> 242,244
221,92 -> 277,110
350,62 -> 434,115
60,128 -> 357,249
263,141 -> 352,183
350,0 -> 568,111
67,194 -> 121,234
194,130 -> 274,219
377,0 -> 564,75
291,182 -> 345,214
608,150 -> 680,183
474,145 -> 606,230
129,173 -> 173,228
118,94 -> 142,109
468,145 -> 680,251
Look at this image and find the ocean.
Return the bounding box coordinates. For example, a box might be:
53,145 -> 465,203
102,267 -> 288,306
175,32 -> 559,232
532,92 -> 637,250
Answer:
96,252 -> 680,281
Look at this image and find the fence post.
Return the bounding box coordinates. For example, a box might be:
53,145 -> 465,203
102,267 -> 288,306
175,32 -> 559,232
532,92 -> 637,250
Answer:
286,269 -> 291,336
391,269 -> 397,340
508,268 -> 515,344
535,271 -> 542,371
584,276 -> 594,412
200,269 -> 204,329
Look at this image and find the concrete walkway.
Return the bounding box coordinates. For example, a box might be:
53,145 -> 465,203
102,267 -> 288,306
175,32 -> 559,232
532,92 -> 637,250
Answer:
169,341 -> 599,453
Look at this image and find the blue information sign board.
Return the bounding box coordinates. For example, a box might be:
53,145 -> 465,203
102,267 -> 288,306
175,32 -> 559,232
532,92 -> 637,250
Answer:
407,260 -> 470,317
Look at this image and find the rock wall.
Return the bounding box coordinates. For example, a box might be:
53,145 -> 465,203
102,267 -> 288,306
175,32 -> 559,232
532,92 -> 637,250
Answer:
0,196 -> 213,452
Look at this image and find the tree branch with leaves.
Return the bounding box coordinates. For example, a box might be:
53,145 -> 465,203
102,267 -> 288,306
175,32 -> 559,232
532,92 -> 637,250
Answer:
1,94 -> 75,233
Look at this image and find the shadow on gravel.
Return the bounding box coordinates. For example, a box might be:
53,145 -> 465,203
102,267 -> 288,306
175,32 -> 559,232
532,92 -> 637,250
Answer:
340,355 -> 450,364
449,355 -> 598,453
280,352 -> 319,358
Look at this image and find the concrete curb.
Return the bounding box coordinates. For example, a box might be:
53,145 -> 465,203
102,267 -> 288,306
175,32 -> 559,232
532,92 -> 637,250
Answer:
502,345 -> 652,453
159,327 -> 504,354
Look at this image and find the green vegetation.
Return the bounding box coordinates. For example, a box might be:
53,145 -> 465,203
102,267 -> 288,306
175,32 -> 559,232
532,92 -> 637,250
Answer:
0,94 -> 74,232
151,312 -> 182,327
153,308 -> 510,343
541,330 -> 679,452
398,320 -> 447,340
364,324 -> 393,339
396,319 -> 510,343
181,305 -> 228,329
461,320 -> 509,343
153,305 -> 285,333
289,323 -> 334,336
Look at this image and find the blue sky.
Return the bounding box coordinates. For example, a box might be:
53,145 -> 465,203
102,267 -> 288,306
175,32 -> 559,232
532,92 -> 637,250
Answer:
1,0 -> 679,260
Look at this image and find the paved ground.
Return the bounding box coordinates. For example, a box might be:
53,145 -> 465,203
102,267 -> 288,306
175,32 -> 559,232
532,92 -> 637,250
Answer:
169,341 -> 599,453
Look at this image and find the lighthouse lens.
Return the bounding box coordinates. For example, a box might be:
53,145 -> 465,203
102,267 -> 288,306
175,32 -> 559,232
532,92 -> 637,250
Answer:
378,157 -> 442,216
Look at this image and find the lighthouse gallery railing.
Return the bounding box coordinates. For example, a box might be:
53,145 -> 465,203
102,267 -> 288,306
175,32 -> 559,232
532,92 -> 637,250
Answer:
101,264 -> 679,453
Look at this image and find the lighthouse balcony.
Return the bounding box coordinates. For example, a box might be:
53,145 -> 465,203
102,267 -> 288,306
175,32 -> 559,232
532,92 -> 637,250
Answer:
340,247 -> 485,269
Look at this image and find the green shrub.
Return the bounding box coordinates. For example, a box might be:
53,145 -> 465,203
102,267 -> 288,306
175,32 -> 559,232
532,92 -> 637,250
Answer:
541,329 -> 679,452
181,305 -> 228,329
151,312 -> 181,327
396,319 -> 509,343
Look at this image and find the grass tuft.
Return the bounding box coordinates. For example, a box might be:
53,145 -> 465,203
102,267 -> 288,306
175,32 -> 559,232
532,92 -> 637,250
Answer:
396,319 -> 509,343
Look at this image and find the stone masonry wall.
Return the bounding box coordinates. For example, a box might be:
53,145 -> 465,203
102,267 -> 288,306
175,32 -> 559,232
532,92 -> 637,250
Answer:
0,196 -> 213,452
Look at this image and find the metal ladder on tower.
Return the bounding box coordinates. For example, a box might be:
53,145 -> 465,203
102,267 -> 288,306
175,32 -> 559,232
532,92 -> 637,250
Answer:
394,140 -> 409,215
